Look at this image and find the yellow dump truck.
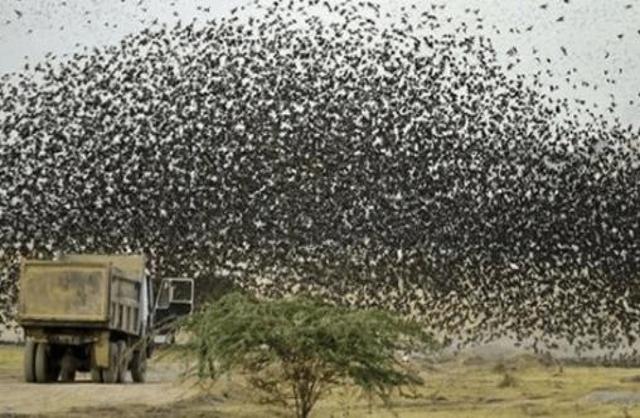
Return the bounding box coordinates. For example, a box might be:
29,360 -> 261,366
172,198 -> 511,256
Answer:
17,254 -> 193,384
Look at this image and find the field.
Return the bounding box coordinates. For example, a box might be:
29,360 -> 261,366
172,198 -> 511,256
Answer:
2,344 -> 640,417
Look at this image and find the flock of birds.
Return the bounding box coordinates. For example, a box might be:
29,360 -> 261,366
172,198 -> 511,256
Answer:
1,0 -> 640,356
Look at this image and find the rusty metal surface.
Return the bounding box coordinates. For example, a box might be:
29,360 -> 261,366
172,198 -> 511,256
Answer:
17,255 -> 147,341
59,254 -> 145,281
93,331 -> 110,368
18,261 -> 110,323
112,274 -> 140,302
24,328 -> 99,345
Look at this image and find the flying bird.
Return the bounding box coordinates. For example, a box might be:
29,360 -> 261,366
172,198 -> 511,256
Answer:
0,0 -> 637,361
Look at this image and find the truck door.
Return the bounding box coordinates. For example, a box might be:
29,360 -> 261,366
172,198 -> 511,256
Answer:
153,278 -> 194,343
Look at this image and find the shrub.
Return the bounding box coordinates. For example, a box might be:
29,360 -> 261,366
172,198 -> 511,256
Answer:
185,292 -> 437,418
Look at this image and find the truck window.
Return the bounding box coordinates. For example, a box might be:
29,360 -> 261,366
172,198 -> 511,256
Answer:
171,281 -> 192,303
157,282 -> 171,309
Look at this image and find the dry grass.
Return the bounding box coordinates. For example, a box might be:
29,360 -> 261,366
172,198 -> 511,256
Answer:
156,351 -> 640,418
0,343 -> 22,371
3,344 -> 640,417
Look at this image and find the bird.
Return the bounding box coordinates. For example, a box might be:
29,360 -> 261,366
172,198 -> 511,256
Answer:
0,0 -> 637,362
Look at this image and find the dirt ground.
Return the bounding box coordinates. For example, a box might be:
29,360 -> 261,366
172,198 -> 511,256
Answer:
4,344 -> 640,417
0,344 -> 200,417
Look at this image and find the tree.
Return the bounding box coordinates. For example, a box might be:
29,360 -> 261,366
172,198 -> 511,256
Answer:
185,292 -> 437,418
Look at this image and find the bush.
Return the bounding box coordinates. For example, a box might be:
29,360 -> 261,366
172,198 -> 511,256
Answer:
185,292 -> 438,418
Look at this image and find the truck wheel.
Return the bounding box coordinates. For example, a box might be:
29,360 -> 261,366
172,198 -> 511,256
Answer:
90,367 -> 103,383
116,341 -> 127,383
35,343 -> 58,383
60,353 -> 76,383
60,368 -> 76,382
130,349 -> 147,383
23,340 -> 36,383
101,342 -> 119,384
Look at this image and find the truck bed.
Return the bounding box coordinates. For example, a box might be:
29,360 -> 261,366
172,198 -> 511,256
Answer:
18,260 -> 144,336
18,262 -> 110,324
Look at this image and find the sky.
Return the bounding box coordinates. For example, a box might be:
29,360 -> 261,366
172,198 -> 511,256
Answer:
0,0 -> 639,126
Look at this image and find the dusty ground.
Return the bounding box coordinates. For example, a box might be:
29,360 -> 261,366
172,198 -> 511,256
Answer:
3,344 -> 640,417
0,344 -> 200,417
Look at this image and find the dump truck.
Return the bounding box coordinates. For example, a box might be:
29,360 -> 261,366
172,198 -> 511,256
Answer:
17,254 -> 194,384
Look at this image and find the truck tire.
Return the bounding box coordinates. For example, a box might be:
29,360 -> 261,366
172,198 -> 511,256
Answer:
23,340 -> 36,383
116,341 -> 127,383
60,368 -> 76,382
130,349 -> 147,383
101,342 -> 119,384
60,353 -> 76,383
35,343 -> 58,383
90,367 -> 103,383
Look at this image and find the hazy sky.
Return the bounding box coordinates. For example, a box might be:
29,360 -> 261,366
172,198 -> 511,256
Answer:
1,0 -> 639,125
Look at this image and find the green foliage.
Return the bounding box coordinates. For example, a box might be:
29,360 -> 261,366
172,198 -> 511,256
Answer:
185,292 -> 437,418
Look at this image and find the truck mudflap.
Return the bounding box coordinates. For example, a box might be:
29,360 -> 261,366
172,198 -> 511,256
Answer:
92,331 -> 111,369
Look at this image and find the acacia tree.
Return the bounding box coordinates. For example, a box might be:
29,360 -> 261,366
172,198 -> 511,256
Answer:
185,293 -> 437,418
